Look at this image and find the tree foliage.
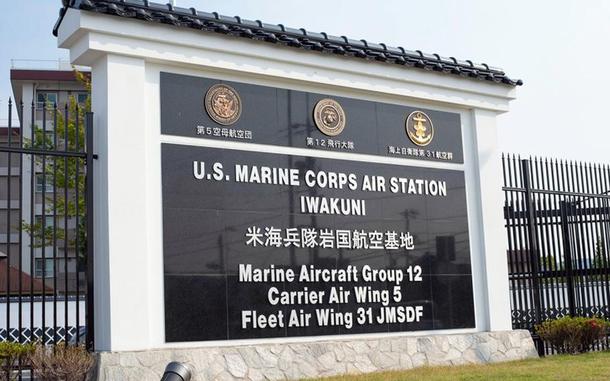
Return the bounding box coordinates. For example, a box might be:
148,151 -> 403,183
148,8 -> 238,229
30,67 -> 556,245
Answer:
0,342 -> 35,381
593,236 -> 607,270
22,69 -> 90,262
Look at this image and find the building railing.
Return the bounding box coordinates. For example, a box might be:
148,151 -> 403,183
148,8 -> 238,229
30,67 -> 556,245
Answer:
10,59 -> 89,72
10,59 -> 72,71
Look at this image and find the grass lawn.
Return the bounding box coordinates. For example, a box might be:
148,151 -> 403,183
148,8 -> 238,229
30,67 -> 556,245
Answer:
308,351 -> 610,381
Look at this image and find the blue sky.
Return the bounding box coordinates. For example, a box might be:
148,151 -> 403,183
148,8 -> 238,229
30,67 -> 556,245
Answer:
1,0 -> 610,163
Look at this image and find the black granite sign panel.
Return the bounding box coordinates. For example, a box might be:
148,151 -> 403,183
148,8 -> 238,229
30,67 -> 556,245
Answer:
162,143 -> 474,342
160,72 -> 464,163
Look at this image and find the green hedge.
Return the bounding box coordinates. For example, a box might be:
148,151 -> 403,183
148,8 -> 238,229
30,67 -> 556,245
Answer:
536,316 -> 610,354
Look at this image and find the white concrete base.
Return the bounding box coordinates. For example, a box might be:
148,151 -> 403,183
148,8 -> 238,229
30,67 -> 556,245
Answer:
93,330 -> 537,380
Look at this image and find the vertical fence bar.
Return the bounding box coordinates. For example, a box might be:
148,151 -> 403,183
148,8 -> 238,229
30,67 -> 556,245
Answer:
511,156 -> 528,327
578,162 -> 593,315
591,163 -> 608,352
597,166 -> 610,318
542,159 -> 557,319
584,163 -> 600,316
63,104 -> 69,340
561,161 -> 577,318
516,157 -> 528,328
551,159 -> 567,318
534,158 -> 550,322
18,101 -> 23,347
572,162 -> 586,315
521,158 -> 545,354
503,155 -> 518,327
41,100 -> 47,344
560,200 -> 576,317
6,99 -> 12,342
29,101 -> 34,343
577,163 -> 589,314
521,160 -> 543,324
506,155 -> 525,327
74,105 -> 80,344
52,103 -> 58,345
17,101 -> 23,379
85,112 -> 94,351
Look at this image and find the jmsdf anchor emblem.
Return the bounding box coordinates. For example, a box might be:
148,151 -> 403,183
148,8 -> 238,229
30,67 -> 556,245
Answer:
205,84 -> 242,125
313,98 -> 346,136
406,111 -> 434,146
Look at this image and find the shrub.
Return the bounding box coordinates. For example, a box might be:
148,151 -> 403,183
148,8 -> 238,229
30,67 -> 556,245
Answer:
0,342 -> 35,381
30,343 -> 95,381
536,316 -> 610,354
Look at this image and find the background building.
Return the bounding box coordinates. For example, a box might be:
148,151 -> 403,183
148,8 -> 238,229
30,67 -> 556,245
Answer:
7,59 -> 88,292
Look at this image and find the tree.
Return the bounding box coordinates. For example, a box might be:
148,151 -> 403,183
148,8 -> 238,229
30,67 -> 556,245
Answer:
22,69 -> 90,274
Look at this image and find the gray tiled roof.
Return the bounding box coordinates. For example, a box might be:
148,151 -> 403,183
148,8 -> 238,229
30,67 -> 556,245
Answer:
54,0 -> 523,86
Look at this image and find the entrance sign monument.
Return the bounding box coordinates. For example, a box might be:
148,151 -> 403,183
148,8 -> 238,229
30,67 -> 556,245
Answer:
54,0 -> 537,379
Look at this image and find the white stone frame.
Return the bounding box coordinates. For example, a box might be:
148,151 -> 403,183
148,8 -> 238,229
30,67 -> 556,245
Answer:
57,8 -> 515,352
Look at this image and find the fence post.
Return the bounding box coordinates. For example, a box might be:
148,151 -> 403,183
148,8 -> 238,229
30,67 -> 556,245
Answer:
559,201 -> 576,317
85,112 -> 95,351
520,159 -> 544,354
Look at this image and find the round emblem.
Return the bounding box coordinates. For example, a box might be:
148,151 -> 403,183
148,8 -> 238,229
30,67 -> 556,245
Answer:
204,84 -> 242,125
405,111 -> 434,146
313,98 -> 346,136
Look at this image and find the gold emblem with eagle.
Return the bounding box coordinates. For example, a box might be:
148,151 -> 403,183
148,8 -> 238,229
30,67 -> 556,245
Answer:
313,98 -> 346,136
405,111 -> 434,146
205,84 -> 242,125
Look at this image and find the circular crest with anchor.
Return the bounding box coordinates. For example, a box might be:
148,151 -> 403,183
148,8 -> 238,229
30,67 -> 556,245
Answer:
204,84 -> 242,125
313,98 -> 346,136
405,110 -> 434,146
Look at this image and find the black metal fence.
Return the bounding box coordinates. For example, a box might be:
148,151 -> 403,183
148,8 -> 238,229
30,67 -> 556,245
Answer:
0,98 -> 94,374
502,154 -> 610,355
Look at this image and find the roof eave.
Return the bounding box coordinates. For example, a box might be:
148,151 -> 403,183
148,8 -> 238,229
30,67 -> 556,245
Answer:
52,0 -> 523,87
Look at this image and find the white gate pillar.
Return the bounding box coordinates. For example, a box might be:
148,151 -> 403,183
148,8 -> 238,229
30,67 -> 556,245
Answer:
472,108 -> 512,331
91,54 -> 151,351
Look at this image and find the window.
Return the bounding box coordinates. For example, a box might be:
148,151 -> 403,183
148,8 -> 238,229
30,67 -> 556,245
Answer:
33,215 -> 56,246
76,92 -> 88,105
34,257 -> 77,278
35,174 -> 54,193
36,92 -> 58,109
35,215 -> 55,228
34,258 -> 54,278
